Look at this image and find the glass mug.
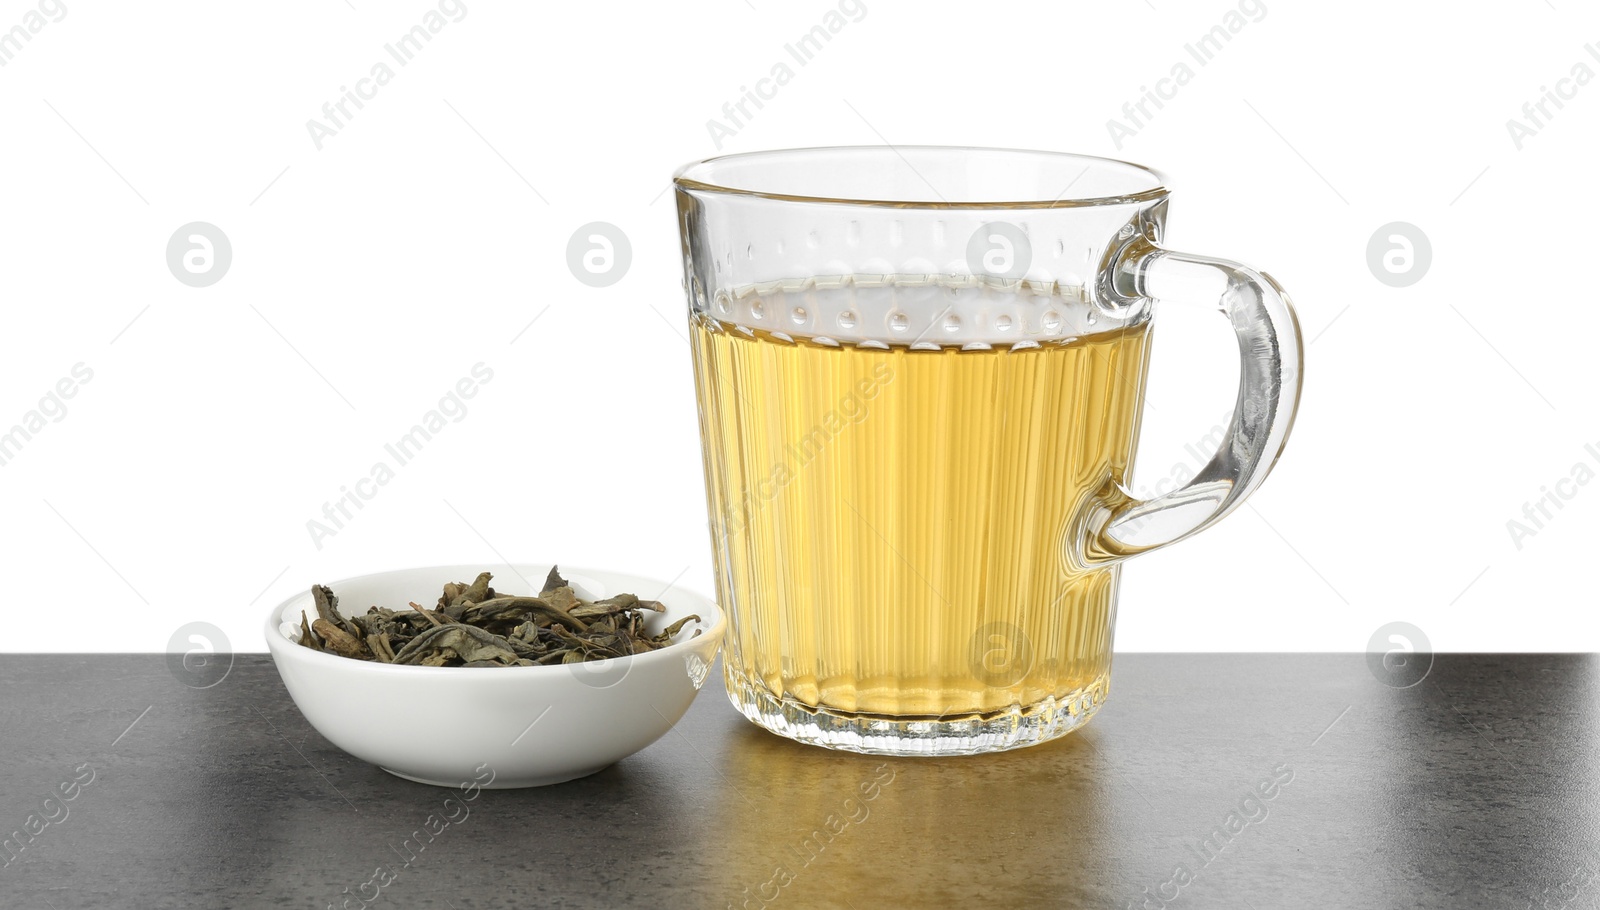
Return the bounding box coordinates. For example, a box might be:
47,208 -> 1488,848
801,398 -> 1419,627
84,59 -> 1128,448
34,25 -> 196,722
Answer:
674,147 -> 1302,756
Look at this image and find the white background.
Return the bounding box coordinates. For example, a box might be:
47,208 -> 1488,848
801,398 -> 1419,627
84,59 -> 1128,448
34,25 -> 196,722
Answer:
0,0 -> 1593,654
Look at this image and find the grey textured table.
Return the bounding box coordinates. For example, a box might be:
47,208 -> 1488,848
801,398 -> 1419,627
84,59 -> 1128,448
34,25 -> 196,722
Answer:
1,654 -> 1595,909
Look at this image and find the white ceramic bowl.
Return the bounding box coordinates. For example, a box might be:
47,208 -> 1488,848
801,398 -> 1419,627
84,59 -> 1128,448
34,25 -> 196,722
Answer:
264,563 -> 725,788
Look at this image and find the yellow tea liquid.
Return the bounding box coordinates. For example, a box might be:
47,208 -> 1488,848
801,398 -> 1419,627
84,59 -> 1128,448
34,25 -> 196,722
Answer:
690,311 -> 1151,719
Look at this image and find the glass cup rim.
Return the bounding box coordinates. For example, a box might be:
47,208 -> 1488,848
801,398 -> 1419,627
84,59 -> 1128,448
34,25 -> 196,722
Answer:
673,145 -> 1170,210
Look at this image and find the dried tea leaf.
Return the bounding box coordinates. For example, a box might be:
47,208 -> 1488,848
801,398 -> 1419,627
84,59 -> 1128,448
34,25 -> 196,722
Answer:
312,584 -> 340,626
460,596 -> 584,631
390,623 -> 519,667
540,585 -> 580,614
298,611 -> 322,652
542,565 -> 568,593
655,614 -> 703,642
457,572 -> 493,606
503,635 -> 543,659
312,584 -> 362,639
313,618 -> 368,659
548,624 -> 625,659
367,632 -> 396,663
568,594 -> 640,621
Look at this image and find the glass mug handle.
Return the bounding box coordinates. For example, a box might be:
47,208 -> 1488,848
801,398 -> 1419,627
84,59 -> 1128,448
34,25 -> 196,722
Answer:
1081,238 -> 1304,563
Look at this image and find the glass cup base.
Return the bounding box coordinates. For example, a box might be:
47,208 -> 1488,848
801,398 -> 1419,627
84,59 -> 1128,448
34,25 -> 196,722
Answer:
724,666 -> 1109,757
